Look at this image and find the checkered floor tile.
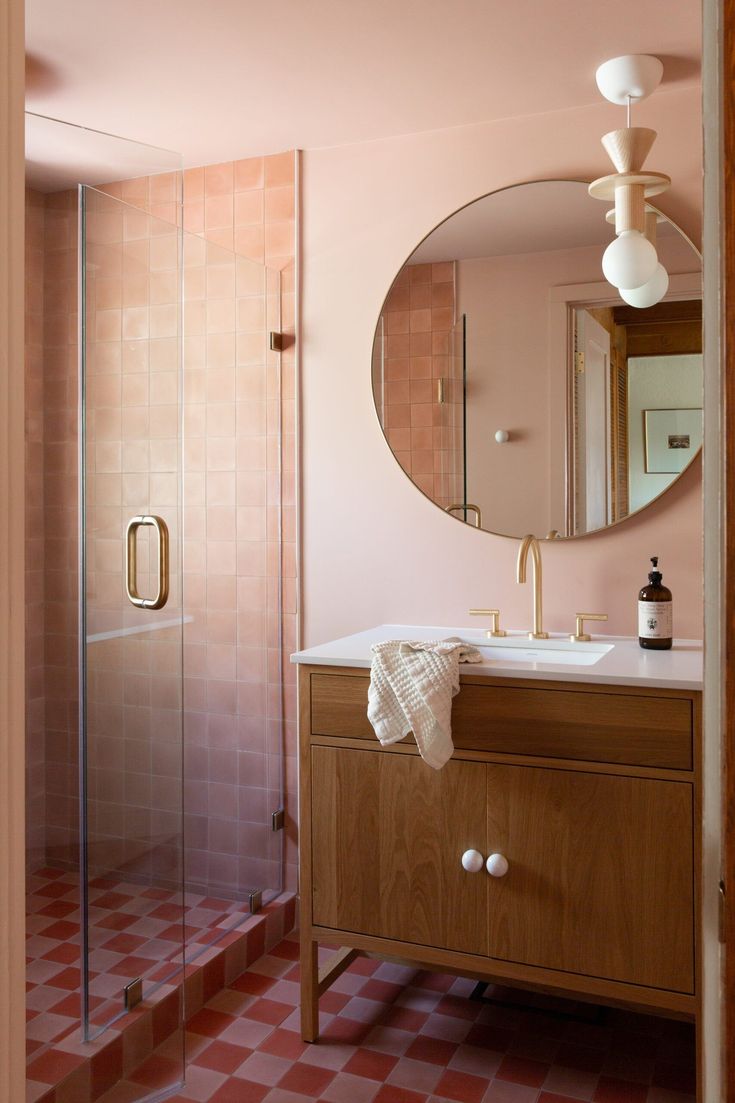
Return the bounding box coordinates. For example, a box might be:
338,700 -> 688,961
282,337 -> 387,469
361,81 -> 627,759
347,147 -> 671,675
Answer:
26,866 -> 252,1066
98,935 -> 697,1103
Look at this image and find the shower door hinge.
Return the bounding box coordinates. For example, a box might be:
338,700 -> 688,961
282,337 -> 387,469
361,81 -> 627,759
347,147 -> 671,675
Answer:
249,890 -> 263,914
272,808 -> 285,832
269,331 -> 283,352
124,978 -> 143,1011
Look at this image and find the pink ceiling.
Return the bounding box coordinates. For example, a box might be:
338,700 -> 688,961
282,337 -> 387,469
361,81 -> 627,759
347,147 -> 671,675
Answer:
25,0 -> 701,169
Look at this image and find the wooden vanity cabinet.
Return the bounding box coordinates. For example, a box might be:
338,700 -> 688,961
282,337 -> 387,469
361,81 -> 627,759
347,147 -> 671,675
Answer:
299,665 -> 701,1042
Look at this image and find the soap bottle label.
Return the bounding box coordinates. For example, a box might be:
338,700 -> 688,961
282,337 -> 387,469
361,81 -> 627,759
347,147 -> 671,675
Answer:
638,601 -> 673,639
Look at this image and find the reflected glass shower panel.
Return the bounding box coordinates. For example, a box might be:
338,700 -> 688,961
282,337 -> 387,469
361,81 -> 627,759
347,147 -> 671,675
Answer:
439,312 -> 467,510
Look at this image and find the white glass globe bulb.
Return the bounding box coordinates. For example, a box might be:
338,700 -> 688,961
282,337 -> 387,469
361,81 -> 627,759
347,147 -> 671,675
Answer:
602,230 -> 658,291
619,264 -> 670,309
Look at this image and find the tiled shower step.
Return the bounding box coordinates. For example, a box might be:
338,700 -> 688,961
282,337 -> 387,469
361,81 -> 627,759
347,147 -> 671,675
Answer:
26,894 -> 296,1103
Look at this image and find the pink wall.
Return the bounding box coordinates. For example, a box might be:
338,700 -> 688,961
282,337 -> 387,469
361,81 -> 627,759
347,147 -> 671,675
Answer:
301,86 -> 703,644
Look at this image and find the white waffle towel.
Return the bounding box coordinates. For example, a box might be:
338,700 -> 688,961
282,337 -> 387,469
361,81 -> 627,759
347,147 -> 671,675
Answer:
367,637 -> 482,769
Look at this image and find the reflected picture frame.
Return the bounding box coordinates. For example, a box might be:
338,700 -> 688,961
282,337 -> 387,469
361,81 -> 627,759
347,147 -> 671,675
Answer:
643,407 -> 703,474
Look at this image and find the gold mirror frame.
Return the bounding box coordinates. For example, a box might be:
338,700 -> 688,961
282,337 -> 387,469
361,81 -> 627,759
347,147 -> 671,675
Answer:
370,178 -> 702,541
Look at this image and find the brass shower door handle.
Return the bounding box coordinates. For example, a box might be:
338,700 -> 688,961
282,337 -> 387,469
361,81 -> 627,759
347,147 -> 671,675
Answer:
125,515 -> 170,610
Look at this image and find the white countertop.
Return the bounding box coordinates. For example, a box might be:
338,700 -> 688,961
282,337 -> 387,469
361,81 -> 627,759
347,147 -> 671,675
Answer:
291,624 -> 703,691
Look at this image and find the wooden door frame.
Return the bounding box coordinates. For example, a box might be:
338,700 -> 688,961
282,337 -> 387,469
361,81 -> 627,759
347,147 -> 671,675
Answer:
0,3 -> 726,1102
719,0 -> 735,1096
0,0 -> 28,1097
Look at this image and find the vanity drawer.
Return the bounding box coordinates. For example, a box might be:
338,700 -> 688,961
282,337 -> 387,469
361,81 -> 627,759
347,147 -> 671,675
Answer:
308,672 -> 693,770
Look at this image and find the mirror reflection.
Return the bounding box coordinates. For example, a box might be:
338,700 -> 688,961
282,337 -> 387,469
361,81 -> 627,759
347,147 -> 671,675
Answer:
372,180 -> 702,539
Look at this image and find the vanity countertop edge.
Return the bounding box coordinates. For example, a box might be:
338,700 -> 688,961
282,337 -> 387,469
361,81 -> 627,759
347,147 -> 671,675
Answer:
291,623 -> 703,691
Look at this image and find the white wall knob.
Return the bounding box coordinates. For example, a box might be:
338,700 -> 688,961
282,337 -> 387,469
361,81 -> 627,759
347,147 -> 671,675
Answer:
494,429 -> 509,444
461,849 -> 485,873
486,853 -> 509,877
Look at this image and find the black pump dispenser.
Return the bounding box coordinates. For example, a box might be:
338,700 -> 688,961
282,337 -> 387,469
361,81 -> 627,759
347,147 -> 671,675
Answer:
638,556 -> 673,650
648,557 -> 663,585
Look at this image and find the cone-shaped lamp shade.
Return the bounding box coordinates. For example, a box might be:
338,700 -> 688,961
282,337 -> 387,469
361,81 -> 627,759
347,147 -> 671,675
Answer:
619,264 -> 670,308
601,128 -> 657,173
602,231 -> 658,290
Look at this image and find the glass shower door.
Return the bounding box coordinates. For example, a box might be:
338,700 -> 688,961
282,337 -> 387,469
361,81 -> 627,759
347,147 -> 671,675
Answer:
80,184 -> 185,1058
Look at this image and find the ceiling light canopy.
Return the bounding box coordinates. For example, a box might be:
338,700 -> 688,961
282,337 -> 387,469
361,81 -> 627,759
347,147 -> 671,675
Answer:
589,54 -> 670,308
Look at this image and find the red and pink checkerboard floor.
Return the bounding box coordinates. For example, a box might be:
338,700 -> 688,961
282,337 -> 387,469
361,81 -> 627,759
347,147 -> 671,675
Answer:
96,934 -> 697,1103
26,866 -> 253,1067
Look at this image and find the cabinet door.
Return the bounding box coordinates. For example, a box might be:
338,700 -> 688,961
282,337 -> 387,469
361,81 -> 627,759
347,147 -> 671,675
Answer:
311,746 -> 489,954
485,764 -> 694,993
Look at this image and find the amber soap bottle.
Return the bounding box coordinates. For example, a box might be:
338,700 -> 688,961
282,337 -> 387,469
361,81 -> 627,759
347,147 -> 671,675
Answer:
638,556 -> 673,650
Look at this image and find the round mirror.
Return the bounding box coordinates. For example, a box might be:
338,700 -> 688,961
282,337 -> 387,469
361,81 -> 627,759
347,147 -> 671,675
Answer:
371,180 -> 702,539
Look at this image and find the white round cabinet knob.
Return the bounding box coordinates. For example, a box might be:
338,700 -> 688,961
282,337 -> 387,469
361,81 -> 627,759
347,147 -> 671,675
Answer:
486,853 -> 509,878
461,849 -> 485,873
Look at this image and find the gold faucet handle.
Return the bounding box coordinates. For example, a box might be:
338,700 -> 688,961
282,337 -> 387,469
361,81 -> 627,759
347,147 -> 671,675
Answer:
570,613 -> 608,642
469,608 -> 507,638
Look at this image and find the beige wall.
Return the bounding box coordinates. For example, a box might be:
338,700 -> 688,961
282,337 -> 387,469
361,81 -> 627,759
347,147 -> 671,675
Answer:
301,85 -> 703,644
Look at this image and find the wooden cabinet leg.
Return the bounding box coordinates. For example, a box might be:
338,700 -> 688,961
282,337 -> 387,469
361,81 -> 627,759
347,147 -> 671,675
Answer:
300,936 -> 319,1042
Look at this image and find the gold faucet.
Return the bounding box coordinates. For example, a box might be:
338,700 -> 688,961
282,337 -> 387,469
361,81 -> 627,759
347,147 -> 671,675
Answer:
516,535 -> 549,640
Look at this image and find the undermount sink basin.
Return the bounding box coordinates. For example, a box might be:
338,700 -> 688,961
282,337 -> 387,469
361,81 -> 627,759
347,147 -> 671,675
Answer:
467,636 -> 615,667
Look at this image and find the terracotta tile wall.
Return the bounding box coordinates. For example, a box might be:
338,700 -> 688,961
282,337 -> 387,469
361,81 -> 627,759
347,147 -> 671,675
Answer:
180,153 -> 298,898
25,188 -> 46,871
379,261 -> 463,509
26,154 -> 298,898
102,154 -> 298,896
81,193 -> 185,885
178,232 -> 283,898
42,190 -> 80,868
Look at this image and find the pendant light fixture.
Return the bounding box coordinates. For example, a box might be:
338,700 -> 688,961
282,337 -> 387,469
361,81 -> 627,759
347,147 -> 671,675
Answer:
589,55 -> 671,307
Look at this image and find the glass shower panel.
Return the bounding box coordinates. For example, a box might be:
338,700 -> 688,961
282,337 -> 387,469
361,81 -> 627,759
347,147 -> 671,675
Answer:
180,235 -> 283,929
264,263 -> 285,901
81,186 -> 185,1056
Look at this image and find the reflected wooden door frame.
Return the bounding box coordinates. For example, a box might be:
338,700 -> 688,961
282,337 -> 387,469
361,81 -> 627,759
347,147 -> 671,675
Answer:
548,273 -> 701,535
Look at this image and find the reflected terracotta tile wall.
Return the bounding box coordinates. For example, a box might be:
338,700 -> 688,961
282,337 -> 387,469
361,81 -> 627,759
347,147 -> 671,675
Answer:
380,261 -> 462,508
25,188 -> 46,871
